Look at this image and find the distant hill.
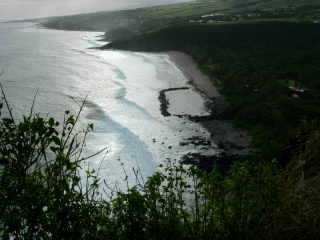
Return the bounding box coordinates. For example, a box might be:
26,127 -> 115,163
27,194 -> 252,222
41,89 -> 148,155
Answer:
40,0 -> 320,40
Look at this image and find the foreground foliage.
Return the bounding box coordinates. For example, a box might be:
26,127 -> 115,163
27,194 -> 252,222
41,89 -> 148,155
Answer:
0,106 -> 319,239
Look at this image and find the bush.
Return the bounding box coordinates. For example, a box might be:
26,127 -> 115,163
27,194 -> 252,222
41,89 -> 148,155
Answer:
0,98 -> 107,239
0,95 -> 319,239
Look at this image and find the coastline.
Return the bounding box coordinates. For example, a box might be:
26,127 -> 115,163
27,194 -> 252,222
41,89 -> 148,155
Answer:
168,51 -> 220,99
167,51 -> 251,162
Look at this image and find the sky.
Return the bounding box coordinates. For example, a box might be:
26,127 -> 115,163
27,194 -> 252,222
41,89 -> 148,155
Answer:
0,0 -> 192,21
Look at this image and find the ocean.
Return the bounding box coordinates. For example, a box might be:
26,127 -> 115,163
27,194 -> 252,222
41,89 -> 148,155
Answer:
0,22 -> 216,190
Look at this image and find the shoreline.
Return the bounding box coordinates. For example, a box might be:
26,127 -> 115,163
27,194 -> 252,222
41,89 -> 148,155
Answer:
168,51 -> 220,99
99,41 -> 252,168
167,51 -> 252,163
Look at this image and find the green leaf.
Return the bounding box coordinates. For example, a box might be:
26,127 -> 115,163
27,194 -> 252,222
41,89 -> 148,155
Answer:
51,136 -> 61,146
48,117 -> 55,126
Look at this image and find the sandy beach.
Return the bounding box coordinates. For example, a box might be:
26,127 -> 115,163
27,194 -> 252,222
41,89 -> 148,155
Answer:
168,51 -> 220,99
167,51 -> 251,158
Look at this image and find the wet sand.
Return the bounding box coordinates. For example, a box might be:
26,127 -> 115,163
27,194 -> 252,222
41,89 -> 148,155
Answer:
168,51 -> 220,98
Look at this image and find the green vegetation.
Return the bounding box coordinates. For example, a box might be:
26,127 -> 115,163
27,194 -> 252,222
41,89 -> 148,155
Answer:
0,96 -> 319,239
107,21 -> 320,161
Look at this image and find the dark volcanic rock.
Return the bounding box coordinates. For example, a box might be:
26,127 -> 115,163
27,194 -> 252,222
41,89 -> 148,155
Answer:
158,87 -> 190,117
180,136 -> 212,147
181,152 -> 238,172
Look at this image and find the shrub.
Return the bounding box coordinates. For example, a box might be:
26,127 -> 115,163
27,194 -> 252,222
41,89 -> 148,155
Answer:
0,93 -> 319,239
0,96 -> 106,239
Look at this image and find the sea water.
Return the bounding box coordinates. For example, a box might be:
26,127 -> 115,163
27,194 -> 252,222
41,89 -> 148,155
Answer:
0,22 -> 217,191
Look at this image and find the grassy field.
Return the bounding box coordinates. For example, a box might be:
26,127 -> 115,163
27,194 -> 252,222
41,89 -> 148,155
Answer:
107,21 -> 320,161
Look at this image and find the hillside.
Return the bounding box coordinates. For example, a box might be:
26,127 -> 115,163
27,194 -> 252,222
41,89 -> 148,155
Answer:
40,0 -> 320,41
106,21 -> 320,163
